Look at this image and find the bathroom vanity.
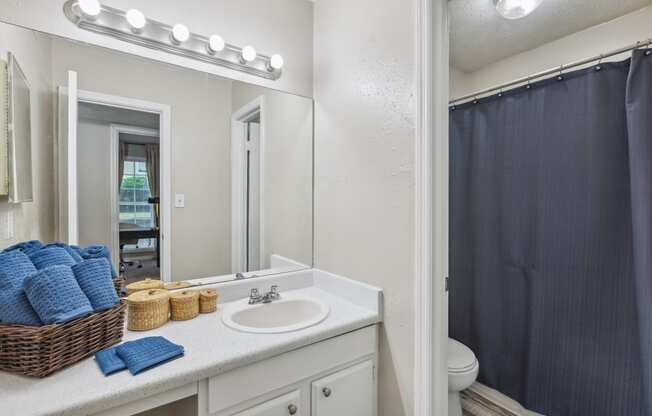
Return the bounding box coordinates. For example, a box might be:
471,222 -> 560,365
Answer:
0,269 -> 382,416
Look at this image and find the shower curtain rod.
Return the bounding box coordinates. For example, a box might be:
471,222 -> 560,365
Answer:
450,37 -> 652,105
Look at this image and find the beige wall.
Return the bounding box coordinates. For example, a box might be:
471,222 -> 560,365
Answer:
313,1 -> 416,415
451,5 -> 652,99
51,38 -> 234,281
0,24 -> 54,248
0,0 -> 314,97
231,82 -> 313,269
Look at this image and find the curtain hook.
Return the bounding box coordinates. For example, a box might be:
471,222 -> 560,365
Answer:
596,54 -> 603,71
472,95 -> 479,105
498,88 -> 503,98
646,38 -> 652,56
526,77 -> 532,89
557,64 -> 564,81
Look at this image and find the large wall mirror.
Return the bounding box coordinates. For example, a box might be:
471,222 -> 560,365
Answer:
0,20 -> 313,285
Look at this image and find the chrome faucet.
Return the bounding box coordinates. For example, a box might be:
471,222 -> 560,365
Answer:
249,285 -> 281,304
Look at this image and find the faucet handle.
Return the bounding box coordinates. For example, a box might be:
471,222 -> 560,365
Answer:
250,288 -> 259,298
270,285 -> 279,294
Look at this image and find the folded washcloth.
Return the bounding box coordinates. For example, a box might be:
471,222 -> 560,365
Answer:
79,245 -> 117,277
95,346 -> 127,376
0,273 -> 42,326
116,337 -> 184,375
0,251 -> 37,287
72,258 -> 119,311
23,265 -> 93,324
43,242 -> 83,263
3,240 -> 43,256
28,246 -> 76,270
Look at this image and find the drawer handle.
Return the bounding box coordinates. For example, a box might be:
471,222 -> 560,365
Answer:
288,403 -> 298,415
322,387 -> 332,398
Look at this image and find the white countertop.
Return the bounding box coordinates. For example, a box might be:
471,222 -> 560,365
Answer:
0,269 -> 382,416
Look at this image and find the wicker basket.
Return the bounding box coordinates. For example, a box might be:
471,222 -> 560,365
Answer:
170,290 -> 200,321
126,278 -> 164,296
199,289 -> 218,313
127,289 -> 170,331
164,281 -> 192,290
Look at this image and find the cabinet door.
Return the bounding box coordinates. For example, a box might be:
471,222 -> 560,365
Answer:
312,360 -> 375,416
231,390 -> 303,416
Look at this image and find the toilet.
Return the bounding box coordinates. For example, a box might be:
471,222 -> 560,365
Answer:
448,338 -> 479,416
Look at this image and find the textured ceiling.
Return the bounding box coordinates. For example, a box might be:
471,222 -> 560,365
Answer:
450,0 -> 652,72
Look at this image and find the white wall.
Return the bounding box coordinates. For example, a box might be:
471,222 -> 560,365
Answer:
0,24 -> 54,248
50,38 -> 234,281
313,1 -> 416,415
0,0 -> 314,97
451,5 -> 652,99
231,82 -> 313,269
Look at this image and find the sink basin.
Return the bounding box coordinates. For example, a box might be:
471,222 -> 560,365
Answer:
222,295 -> 330,334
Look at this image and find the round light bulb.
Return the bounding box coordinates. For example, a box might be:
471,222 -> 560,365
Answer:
171,23 -> 190,43
125,9 -> 146,31
78,0 -> 101,17
241,46 -> 257,63
494,0 -> 544,19
269,54 -> 284,70
208,35 -> 225,53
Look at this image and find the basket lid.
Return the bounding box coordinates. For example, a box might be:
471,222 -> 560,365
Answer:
164,281 -> 192,290
127,278 -> 164,292
128,289 -> 170,304
170,290 -> 199,301
200,289 -> 218,299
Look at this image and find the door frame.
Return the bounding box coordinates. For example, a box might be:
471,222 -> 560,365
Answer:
59,88 -> 172,282
231,96 -> 266,273
414,0 -> 449,415
109,124 -> 160,272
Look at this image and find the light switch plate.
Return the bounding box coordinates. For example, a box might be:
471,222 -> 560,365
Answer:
175,193 -> 185,208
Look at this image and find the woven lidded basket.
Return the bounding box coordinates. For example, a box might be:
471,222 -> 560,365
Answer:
199,289 -> 218,314
126,278 -> 164,296
0,277 -> 126,378
164,281 -> 192,290
170,290 -> 200,321
127,289 -> 170,331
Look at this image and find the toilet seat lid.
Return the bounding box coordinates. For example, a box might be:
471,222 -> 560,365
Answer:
448,338 -> 477,373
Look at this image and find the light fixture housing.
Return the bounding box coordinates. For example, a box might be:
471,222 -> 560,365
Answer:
494,0 -> 544,20
241,45 -> 257,63
125,8 -> 146,32
207,34 -> 225,54
268,54 -> 284,71
171,23 -> 190,44
78,0 -> 101,18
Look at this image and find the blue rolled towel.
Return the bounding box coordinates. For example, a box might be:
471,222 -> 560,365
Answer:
0,273 -> 42,326
3,240 -> 43,256
0,252 -> 42,326
80,245 -> 117,277
116,336 -> 184,375
95,346 -> 127,376
28,246 -> 76,270
0,251 -> 37,287
72,258 -> 119,311
23,265 -> 93,324
43,242 -> 84,263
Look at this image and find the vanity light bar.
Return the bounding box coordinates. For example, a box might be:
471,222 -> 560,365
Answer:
63,0 -> 283,80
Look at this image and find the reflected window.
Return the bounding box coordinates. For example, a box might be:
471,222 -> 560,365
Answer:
120,160 -> 154,248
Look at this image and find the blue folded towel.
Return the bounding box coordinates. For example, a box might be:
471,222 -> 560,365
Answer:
43,242 -> 84,263
72,258 -> 119,311
3,240 -> 43,256
23,265 -> 93,324
116,337 -> 184,375
0,273 -> 42,326
28,246 -> 76,270
80,245 -> 117,277
0,251 -> 37,287
95,347 -> 127,376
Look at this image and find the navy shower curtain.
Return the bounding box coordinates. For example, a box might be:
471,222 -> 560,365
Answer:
449,50 -> 652,416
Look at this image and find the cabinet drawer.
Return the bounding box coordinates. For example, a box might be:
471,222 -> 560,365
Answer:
231,390 -> 302,416
311,360 -> 374,416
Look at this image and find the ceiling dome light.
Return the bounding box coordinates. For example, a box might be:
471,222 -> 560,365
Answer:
208,35 -> 225,54
269,54 -> 284,71
494,0 -> 544,20
241,45 -> 257,63
171,23 -> 190,44
125,9 -> 146,32
78,0 -> 101,18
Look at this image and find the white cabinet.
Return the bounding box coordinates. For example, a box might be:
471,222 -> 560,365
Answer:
311,360 -> 374,416
232,390 -> 302,416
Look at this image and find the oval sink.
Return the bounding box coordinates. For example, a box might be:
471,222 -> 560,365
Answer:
222,296 -> 330,334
